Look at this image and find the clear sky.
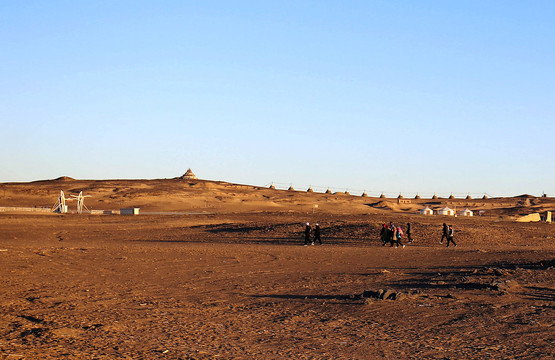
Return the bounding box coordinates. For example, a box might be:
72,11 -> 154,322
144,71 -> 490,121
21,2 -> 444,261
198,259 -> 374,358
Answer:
1,1 -> 554,197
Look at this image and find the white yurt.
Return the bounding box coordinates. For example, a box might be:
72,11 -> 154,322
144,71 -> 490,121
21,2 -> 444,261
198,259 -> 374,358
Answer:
438,207 -> 455,216
420,207 -> 434,215
459,208 -> 473,216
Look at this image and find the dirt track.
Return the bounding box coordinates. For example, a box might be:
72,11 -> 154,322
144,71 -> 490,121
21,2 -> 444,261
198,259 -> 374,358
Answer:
0,212 -> 553,359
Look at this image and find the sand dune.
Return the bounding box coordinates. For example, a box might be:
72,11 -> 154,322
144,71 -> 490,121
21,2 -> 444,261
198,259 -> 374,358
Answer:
1,177 -> 553,217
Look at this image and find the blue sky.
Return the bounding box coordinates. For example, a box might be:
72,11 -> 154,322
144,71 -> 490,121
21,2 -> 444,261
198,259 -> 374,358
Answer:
1,1 -> 554,196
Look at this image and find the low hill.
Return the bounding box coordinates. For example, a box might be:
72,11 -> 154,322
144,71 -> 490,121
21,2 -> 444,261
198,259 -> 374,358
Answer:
0,178 -> 554,216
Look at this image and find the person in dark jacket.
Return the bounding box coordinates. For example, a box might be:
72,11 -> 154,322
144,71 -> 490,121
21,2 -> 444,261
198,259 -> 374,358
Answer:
440,223 -> 448,244
380,223 -> 388,246
313,223 -> 322,245
304,223 -> 311,246
446,225 -> 457,247
388,222 -> 396,247
406,222 -> 413,243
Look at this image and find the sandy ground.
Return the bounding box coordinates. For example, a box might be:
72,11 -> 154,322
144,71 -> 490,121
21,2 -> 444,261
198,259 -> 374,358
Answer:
0,210 -> 553,359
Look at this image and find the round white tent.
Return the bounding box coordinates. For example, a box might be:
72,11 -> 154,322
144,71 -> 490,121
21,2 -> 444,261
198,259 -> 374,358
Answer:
420,207 -> 434,215
438,207 -> 455,216
459,208 -> 473,216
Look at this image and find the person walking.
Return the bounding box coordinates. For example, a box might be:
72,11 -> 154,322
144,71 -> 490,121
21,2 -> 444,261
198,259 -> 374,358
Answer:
446,225 -> 457,247
304,222 -> 312,246
313,223 -> 322,245
388,222 -> 396,247
380,223 -> 388,246
440,223 -> 448,244
395,225 -> 405,248
406,222 -> 413,243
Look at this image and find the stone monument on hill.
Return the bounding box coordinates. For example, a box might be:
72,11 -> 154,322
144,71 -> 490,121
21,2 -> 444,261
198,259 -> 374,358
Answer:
180,168 -> 198,180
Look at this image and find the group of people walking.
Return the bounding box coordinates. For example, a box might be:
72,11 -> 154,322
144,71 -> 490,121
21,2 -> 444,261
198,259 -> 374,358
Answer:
304,222 -> 322,246
303,221 -> 457,247
440,222 -> 457,247
380,222 -> 413,248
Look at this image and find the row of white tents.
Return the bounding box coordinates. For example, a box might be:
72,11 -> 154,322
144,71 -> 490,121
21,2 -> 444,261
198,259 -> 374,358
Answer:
420,206 -> 474,216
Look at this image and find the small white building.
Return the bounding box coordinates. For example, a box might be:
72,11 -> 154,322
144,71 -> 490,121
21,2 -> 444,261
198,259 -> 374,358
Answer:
120,208 -> 140,215
438,207 -> 455,216
420,206 -> 434,215
459,208 -> 473,216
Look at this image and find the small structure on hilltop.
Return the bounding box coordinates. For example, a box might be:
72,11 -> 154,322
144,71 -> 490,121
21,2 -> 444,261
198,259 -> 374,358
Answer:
420,207 -> 434,215
466,194 -> 472,200
361,192 -> 368,197
344,190 -> 350,195
325,189 -> 332,194
449,194 -> 455,199
288,186 -> 295,191
380,193 -> 386,199
307,187 -> 314,193
180,168 -> 198,180
414,194 -> 421,199
459,208 -> 473,216
438,207 -> 455,216
269,184 -> 276,189
432,194 -> 438,199
482,194 -> 489,200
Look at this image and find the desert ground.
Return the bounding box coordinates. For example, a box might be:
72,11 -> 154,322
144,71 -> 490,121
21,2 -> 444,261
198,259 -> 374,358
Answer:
0,178 -> 553,359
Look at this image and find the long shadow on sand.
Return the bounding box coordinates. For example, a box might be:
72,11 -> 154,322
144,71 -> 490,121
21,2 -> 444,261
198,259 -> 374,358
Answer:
388,280 -> 492,291
523,286 -> 555,302
250,294 -> 362,303
128,237 -> 375,246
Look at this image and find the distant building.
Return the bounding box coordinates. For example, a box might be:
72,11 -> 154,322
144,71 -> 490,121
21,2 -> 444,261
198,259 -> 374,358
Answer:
438,207 -> 455,216
420,207 -> 434,215
459,208 -> 473,216
120,208 -> 140,215
518,212 -> 552,223
516,213 -> 541,222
